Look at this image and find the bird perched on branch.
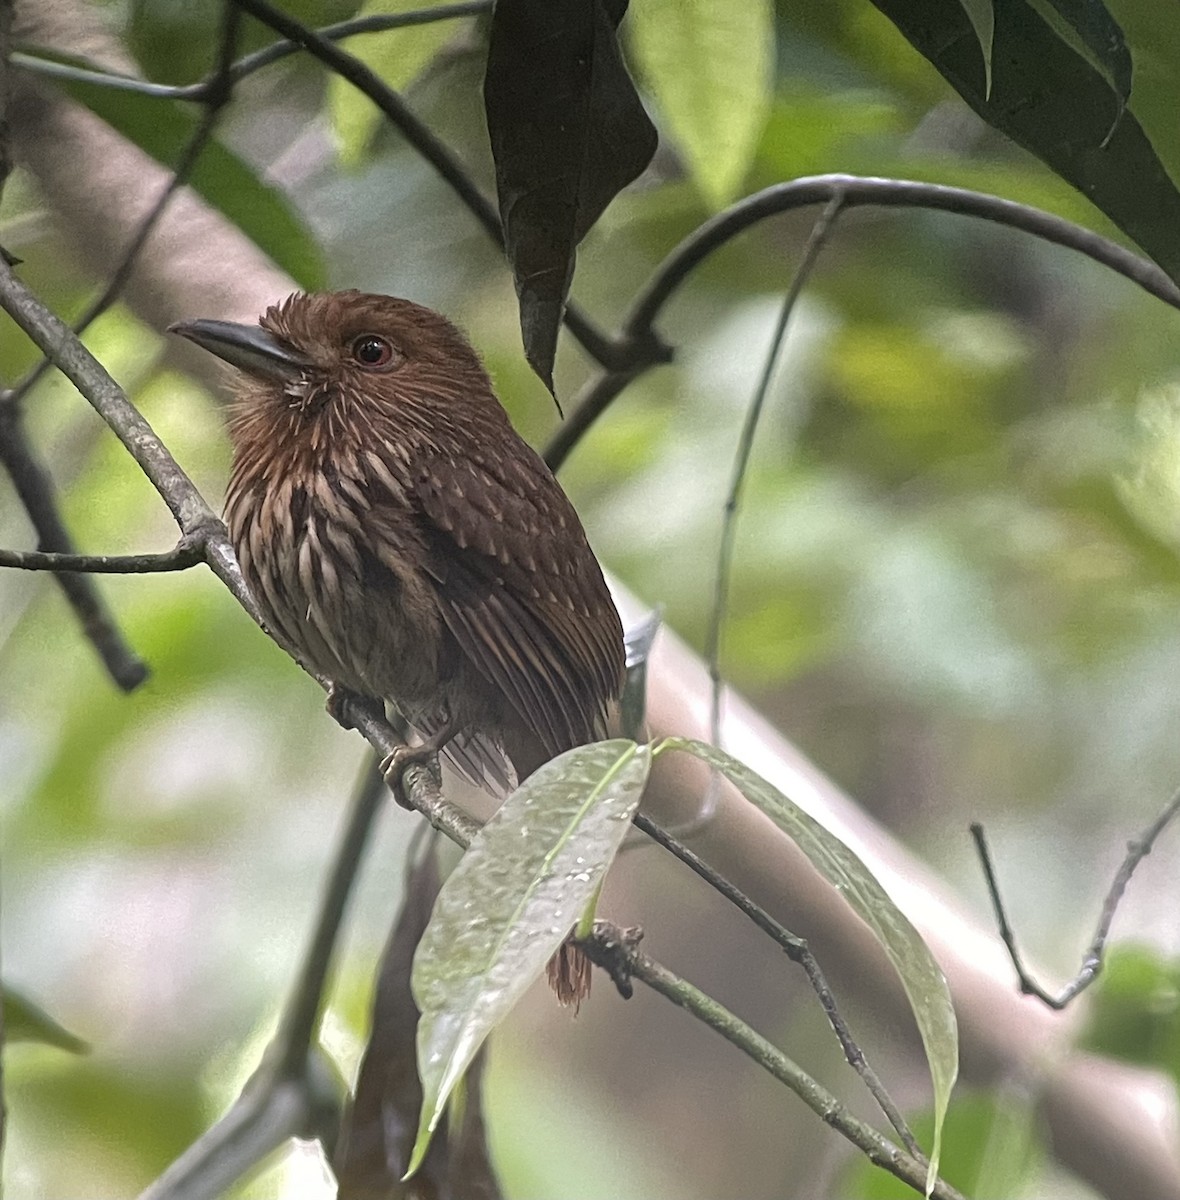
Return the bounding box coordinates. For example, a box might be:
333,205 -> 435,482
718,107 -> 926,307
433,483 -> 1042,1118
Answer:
172,291 -> 625,1001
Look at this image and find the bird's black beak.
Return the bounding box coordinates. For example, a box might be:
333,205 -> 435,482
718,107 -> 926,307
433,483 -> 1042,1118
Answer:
169,318 -> 312,383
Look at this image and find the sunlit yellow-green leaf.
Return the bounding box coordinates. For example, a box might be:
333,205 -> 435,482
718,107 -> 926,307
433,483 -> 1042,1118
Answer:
628,0 -> 774,208
328,2 -> 458,166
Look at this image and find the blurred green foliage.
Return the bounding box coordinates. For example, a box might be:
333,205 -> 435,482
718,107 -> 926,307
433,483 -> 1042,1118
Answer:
841,1088 -> 1041,1199
6,0 -> 1180,1197
1083,943 -> 1180,1085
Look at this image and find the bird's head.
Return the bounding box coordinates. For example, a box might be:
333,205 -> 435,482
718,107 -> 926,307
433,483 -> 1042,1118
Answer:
170,291 -> 503,450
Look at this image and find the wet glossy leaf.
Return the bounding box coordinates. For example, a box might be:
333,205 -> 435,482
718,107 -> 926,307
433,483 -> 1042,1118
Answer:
484,0 -> 657,392
335,847 -> 503,1200
661,738 -> 959,1190
408,740 -> 651,1175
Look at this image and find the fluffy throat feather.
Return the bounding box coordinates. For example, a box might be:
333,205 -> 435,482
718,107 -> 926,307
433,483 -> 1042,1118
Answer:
227,383 -> 380,489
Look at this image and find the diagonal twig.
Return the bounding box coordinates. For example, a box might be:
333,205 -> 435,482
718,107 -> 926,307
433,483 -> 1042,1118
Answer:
11,3 -> 493,102
0,2 -> 243,690
581,925 -> 966,1200
0,402 -> 148,689
0,539 -> 206,574
632,812 -> 923,1160
972,786 -> 1180,1008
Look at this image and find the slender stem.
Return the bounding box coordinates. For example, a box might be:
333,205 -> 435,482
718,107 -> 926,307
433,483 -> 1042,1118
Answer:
972,784 -> 1180,1008
549,174 -> 1180,468
544,366 -> 644,472
581,929 -> 966,1200
137,1077 -> 316,1200
0,260 -> 222,533
706,194 -> 844,747
627,175 -> 1180,333
273,759 -> 388,1077
140,755 -> 460,1200
0,403 -> 149,689
4,6 -> 240,408
11,4 -> 492,101
0,539 -> 206,574
0,3 -> 241,690
633,813 -> 922,1159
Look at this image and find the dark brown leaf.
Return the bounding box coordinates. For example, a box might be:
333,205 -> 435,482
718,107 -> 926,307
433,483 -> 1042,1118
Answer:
484,0 -> 657,393
333,845 -> 503,1200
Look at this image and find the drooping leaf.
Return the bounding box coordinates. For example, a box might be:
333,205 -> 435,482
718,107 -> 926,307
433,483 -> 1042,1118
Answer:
408,740 -> 652,1175
956,0 -> 994,96
328,1 -> 458,167
38,57 -> 325,288
334,845 -> 503,1199
3,984 -> 88,1053
484,0 -> 658,393
627,0 -> 773,208
660,738 -> 958,1191
869,0 -> 1180,283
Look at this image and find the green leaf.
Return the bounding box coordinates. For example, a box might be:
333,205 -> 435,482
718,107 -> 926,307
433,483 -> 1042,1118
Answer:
1081,943 -> 1180,1084
957,0 -> 994,97
628,0 -> 774,209
869,0 -> 1180,283
3,984 -> 88,1053
659,738 -> 959,1190
41,59 -> 324,289
840,1089 -> 1040,1198
408,739 -> 652,1175
328,1 -> 456,167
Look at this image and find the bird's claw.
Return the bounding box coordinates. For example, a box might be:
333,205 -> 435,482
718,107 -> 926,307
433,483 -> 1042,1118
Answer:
325,683 -> 361,729
380,742 -> 442,808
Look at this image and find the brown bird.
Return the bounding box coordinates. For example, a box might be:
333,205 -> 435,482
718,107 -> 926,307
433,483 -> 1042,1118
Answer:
171,290 -> 625,1000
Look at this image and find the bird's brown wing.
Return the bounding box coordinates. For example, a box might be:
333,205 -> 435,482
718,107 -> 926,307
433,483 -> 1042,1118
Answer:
413,445 -> 624,759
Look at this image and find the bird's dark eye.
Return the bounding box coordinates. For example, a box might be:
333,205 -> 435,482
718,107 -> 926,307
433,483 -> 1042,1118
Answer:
351,335 -> 396,369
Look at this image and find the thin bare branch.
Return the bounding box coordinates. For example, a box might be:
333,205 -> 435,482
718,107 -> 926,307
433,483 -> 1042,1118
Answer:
972,787 -> 1180,1008
0,1 -> 242,689
11,3 -> 492,101
273,758 -> 387,1079
632,812 -> 922,1160
0,402 -> 148,689
5,4 -> 241,406
142,760 -> 393,1200
547,174 -> 1180,468
0,539 -> 205,573
581,924 -> 966,1200
706,194 -> 844,748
